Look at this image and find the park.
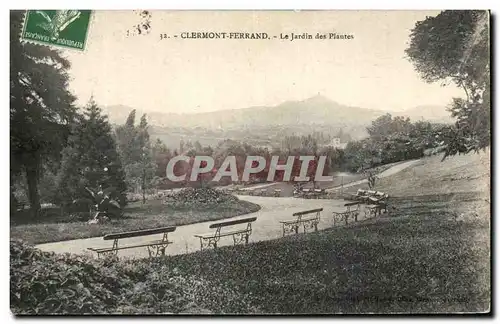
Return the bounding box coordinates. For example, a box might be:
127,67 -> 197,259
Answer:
10,10 -> 490,315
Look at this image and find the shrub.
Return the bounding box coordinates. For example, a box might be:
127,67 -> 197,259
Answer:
10,240 -> 256,315
163,188 -> 238,209
10,240 -> 199,314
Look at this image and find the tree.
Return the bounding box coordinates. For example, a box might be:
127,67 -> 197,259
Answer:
115,109 -> 140,166
116,112 -> 155,200
367,114 -> 412,141
10,11 -> 77,217
365,170 -> 379,190
56,98 -> 128,209
152,139 -> 171,177
137,114 -> 155,203
406,10 -> 490,157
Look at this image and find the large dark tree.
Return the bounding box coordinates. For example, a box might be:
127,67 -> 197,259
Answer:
406,10 -> 490,158
56,98 -> 128,208
10,11 -> 77,217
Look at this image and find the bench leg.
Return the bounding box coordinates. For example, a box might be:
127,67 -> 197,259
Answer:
199,237 -> 217,250
232,232 -> 250,245
199,237 -> 204,251
282,223 -> 299,237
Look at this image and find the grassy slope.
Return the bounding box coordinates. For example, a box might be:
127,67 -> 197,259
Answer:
345,150 -> 490,197
10,199 -> 261,245
149,152 -> 490,313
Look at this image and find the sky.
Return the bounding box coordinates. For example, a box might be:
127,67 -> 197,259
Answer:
62,10 -> 465,114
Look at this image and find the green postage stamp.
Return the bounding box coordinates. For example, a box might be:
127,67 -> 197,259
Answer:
20,10 -> 92,50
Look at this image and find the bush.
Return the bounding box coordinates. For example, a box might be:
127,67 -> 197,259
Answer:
164,188 -> 239,209
10,240 -> 255,314
10,240 -> 199,314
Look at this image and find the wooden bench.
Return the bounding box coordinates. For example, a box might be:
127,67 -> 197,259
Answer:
332,202 -> 360,225
365,204 -> 383,218
365,194 -> 389,217
257,189 -> 267,196
194,216 -> 257,250
307,188 -> 325,199
88,226 -> 176,258
351,189 -> 370,203
280,208 -> 323,236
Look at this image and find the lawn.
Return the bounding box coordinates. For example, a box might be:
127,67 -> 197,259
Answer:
341,150 -> 490,198
151,191 -> 490,313
140,152 -> 490,313
10,198 -> 261,245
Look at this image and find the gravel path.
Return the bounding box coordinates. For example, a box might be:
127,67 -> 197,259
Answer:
36,196 -> 374,259
326,159 -> 421,191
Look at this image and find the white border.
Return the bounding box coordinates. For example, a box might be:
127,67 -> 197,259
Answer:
2,1 -> 497,324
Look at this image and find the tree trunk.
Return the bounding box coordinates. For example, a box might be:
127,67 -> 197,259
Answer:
10,188 -> 18,211
25,165 -> 41,218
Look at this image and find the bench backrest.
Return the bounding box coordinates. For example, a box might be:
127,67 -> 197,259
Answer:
344,201 -> 360,207
209,216 -> 257,229
293,208 -> 323,217
104,226 -> 176,240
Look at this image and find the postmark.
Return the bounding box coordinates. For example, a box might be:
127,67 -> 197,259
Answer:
20,10 -> 92,50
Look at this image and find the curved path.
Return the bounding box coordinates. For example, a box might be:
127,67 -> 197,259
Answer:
326,159 -> 421,191
36,196 -> 350,259
35,159 -> 421,259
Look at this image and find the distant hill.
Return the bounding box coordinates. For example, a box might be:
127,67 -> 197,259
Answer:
104,95 -> 388,129
103,97 -> 456,151
103,97 -> 454,150
394,105 -> 454,124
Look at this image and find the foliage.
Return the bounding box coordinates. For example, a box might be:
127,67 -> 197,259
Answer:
9,240 -> 215,314
73,186 -> 122,220
116,111 -> 155,201
152,139 -> 172,178
164,188 -> 239,209
367,114 -> 412,140
343,115 -> 441,172
365,170 -> 379,189
55,98 -> 128,208
406,10 -> 490,156
10,11 -> 77,217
